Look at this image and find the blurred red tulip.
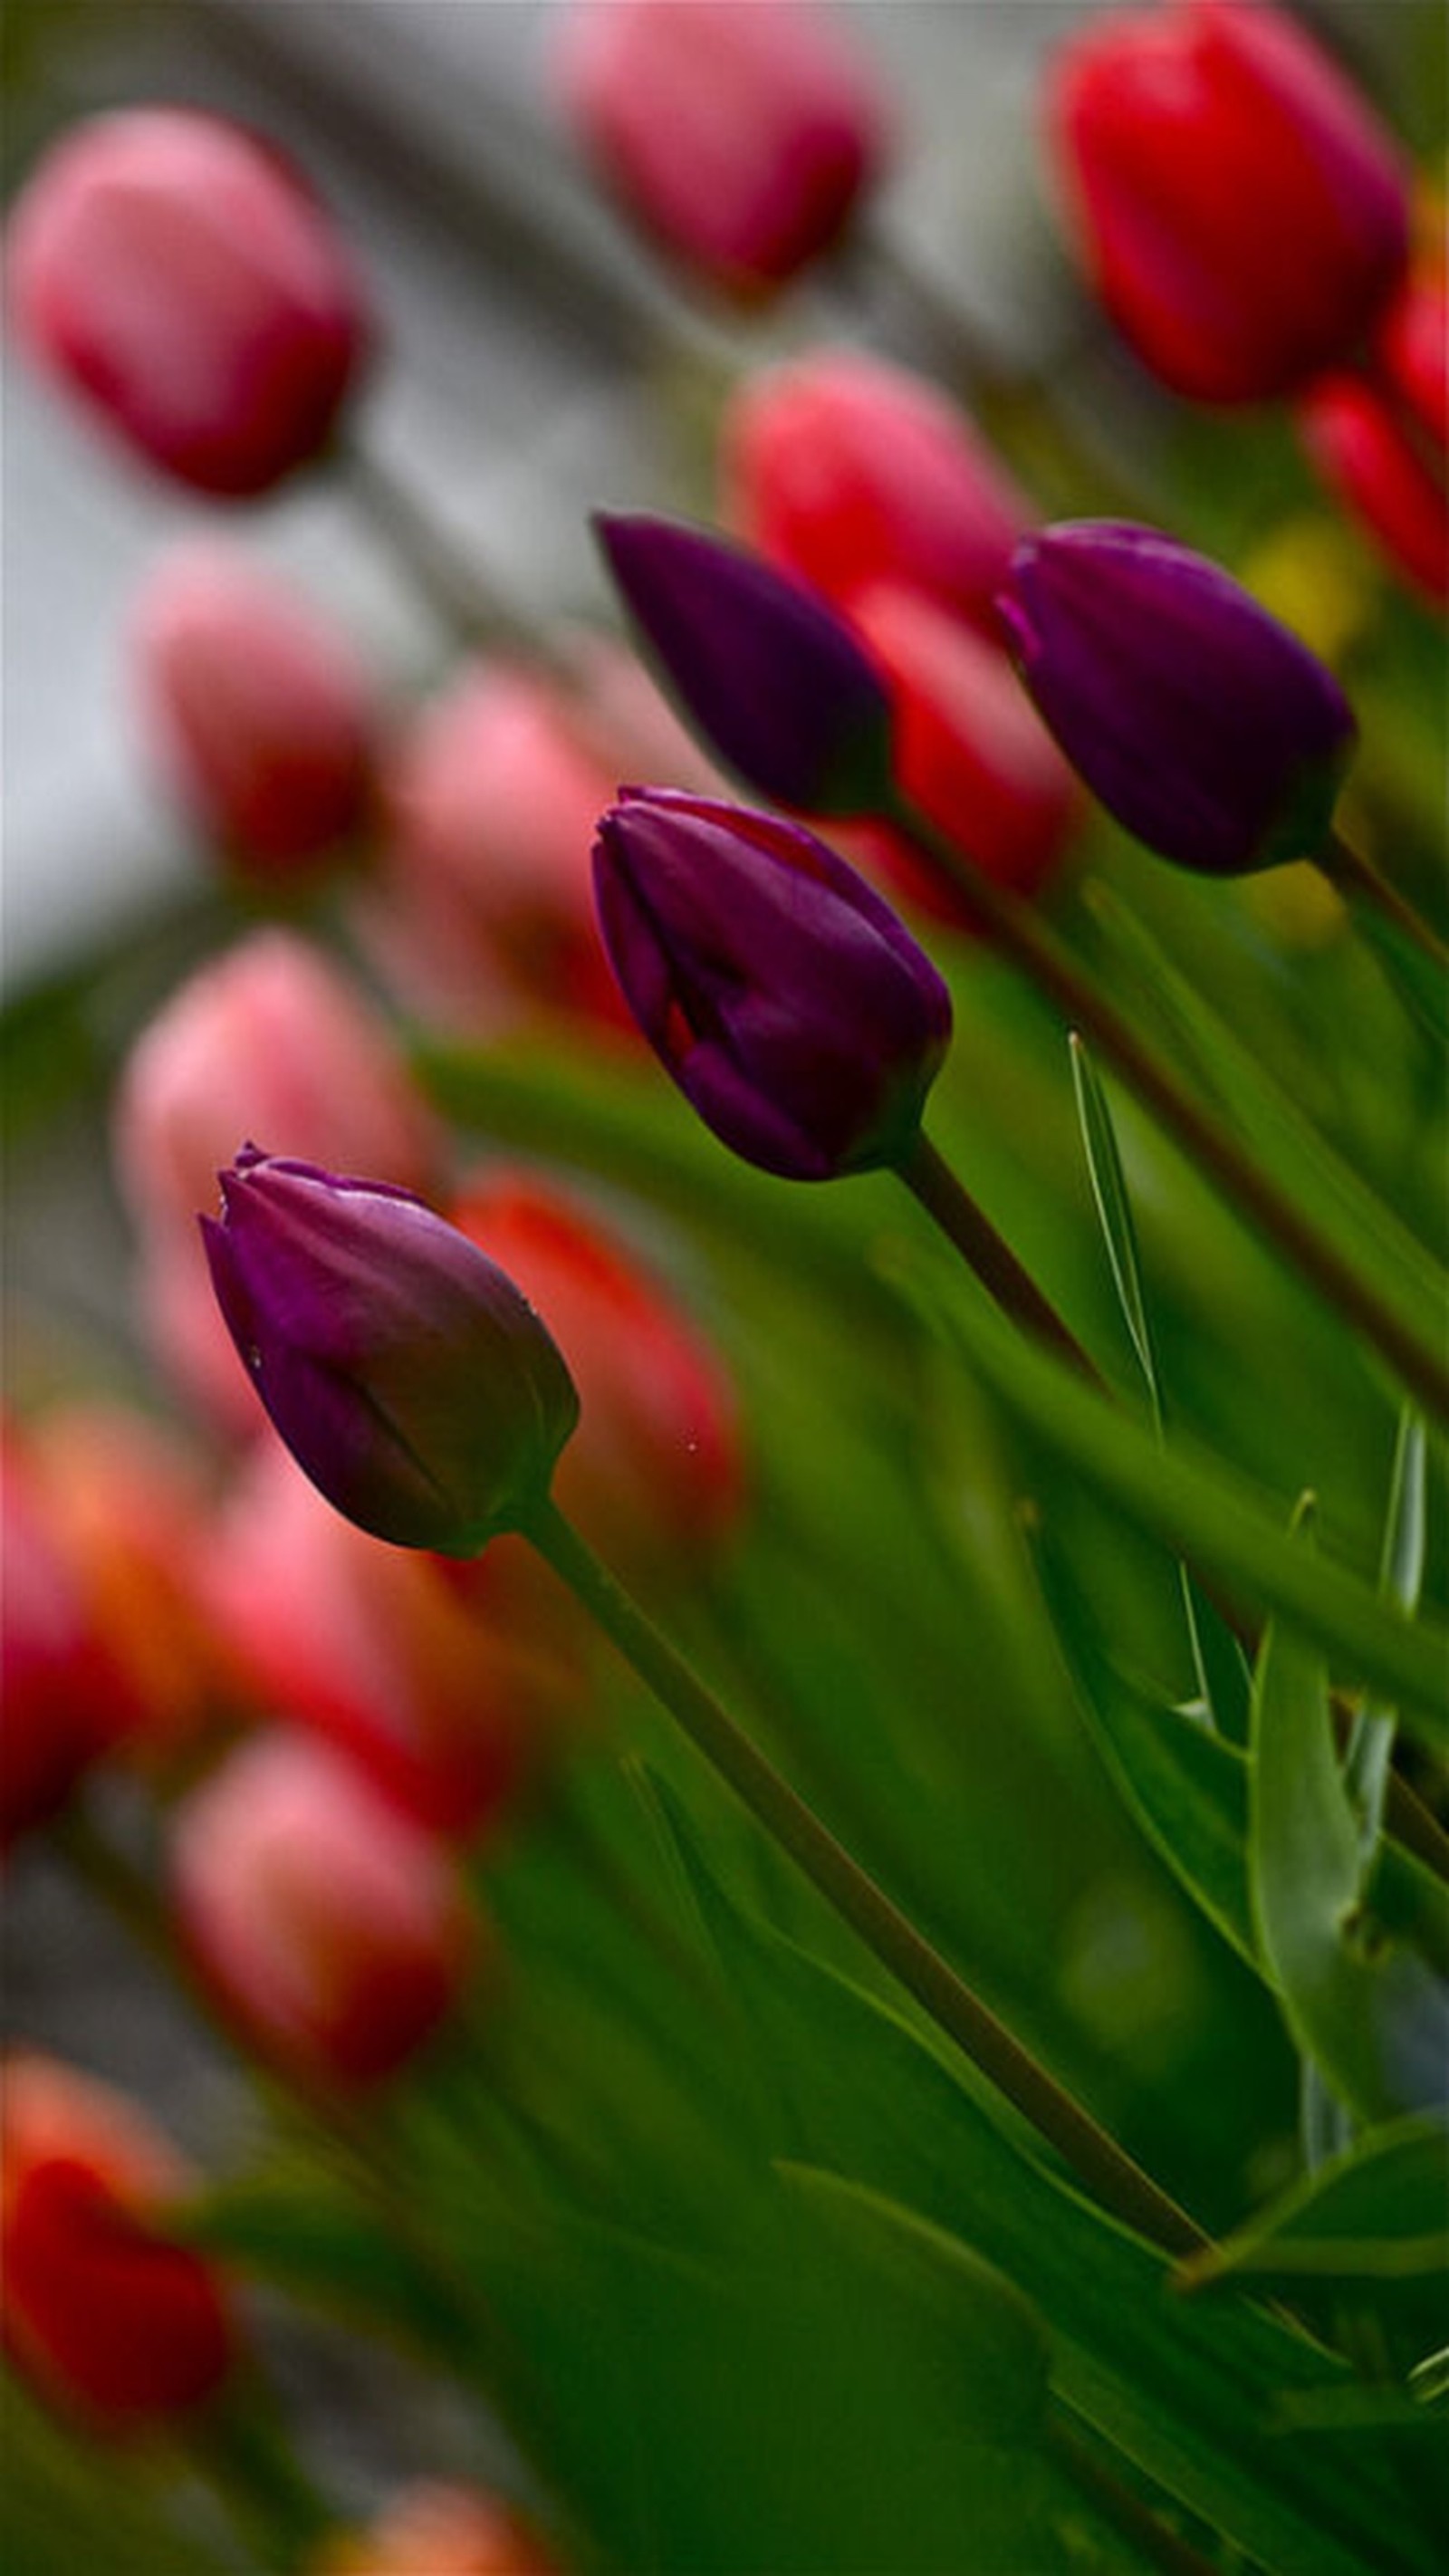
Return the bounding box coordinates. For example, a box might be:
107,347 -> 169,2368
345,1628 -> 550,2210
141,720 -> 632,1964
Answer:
2,2053 -> 236,2427
450,1171 -> 745,1579
130,542 -> 380,879
205,1440 -> 581,1837
172,1731 -> 475,2090
1299,379 -> 1449,609
1,1435 -> 138,1847
1298,240 -> 1448,608
5,108 -> 369,495
25,1403 -> 248,1767
1047,0 -> 1409,402
845,582 -> 1081,923
552,0 -> 888,300
724,350 -> 1030,630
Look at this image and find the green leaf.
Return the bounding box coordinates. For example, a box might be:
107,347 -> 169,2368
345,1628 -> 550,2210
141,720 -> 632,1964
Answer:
1250,1506 -> 1449,2126
1347,1410 -> 1428,1857
1070,1033 -> 1162,1418
775,2163 -> 1051,2446
646,1771 -> 1429,2576
1086,880 -> 1447,1324
1070,1032 -> 1255,1742
891,1251 -> 1449,1745
1176,2115 -> 1449,2364
1034,1527 -> 1258,1966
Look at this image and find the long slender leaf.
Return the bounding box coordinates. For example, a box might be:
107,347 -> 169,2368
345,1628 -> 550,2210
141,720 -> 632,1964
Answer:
1250,1508 -> 1449,2126
893,1250 -> 1449,1740
1348,1410 -> 1428,1854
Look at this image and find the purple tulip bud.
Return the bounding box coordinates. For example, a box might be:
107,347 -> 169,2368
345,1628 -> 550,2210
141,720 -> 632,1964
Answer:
593,787 -> 952,1180
595,512 -> 894,814
200,1148 -> 579,1552
997,522 -> 1357,876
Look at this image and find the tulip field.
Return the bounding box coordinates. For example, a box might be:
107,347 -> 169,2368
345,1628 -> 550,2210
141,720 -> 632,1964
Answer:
3,4 -> 1446,2571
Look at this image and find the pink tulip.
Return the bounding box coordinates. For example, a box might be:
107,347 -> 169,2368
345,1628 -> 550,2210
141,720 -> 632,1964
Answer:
553,0 -> 888,300
172,1731 -> 475,2090
130,543 -> 379,878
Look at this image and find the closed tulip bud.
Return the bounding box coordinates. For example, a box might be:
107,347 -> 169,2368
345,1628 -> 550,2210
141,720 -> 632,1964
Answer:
597,514 -> 893,814
114,929 -> 437,1243
25,1404 -> 248,1767
593,788 -> 951,1180
130,543 -> 379,879
2,2053 -> 235,2427
204,1441 -> 578,1838
1299,377 -> 1449,609
724,351 -> 1031,630
316,2480 -> 561,2576
201,1150 -> 580,1552
373,664 -> 630,1039
1,1437 -> 138,1847
171,1732 -> 475,2089
552,0 -> 888,301
1047,0 -> 1410,403
998,522 -> 1357,876
5,109 -> 369,496
1298,245 -> 1449,608
846,582 -> 1080,919
450,1170 -> 744,1577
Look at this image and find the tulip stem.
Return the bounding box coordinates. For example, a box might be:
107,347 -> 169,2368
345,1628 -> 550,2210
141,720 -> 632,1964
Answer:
336,427 -> 577,683
897,1129 -> 1106,1385
1319,829 -> 1449,978
887,793 -> 1449,1426
526,1497 -> 1205,2259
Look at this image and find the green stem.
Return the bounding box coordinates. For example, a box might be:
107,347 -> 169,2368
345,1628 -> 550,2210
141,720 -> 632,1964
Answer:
336,428 -> 577,684
1319,828 -> 1449,979
897,1128 -> 1105,1385
888,793 -> 1449,1426
526,1498 -> 1205,2259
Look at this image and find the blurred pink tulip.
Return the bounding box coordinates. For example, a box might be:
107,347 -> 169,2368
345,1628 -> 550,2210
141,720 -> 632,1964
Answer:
553,0 -> 888,300
172,1730 -> 475,2089
5,107 -> 369,495
130,543 -> 380,879
371,665 -> 632,1039
114,928 -> 437,1240
205,1439 -> 582,1837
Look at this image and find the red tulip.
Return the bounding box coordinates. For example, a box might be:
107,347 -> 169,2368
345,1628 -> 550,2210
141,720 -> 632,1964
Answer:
24,1403 -> 249,1769
6,108 -> 369,495
552,0 -> 888,300
450,1170 -> 745,1579
845,582 -> 1080,922
172,1731 -> 475,2090
130,543 -> 379,878
1,1435 -> 138,1847
724,350 -> 1030,630
1299,377 -> 1449,609
1298,240 -> 1449,608
2,2053 -> 236,2427
1047,0 -> 1409,402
